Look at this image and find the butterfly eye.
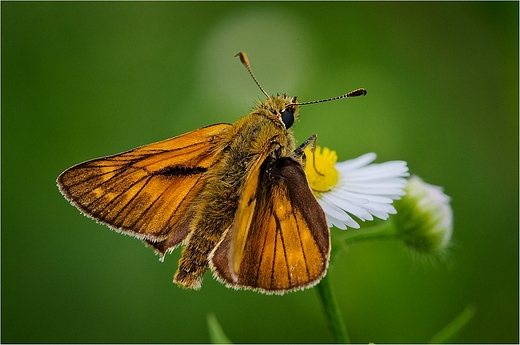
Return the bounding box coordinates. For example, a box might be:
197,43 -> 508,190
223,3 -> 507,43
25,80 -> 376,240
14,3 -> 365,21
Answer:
280,108 -> 294,129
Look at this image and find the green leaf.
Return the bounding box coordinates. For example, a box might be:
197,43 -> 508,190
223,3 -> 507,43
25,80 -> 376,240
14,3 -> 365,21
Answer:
207,312 -> 233,344
429,305 -> 476,343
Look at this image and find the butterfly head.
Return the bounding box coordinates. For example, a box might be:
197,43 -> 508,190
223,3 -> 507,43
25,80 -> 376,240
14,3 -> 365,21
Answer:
258,94 -> 300,130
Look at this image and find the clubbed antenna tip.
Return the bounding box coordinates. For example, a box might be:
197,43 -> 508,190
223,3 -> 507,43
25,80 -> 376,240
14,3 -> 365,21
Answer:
295,88 -> 367,106
235,52 -> 270,99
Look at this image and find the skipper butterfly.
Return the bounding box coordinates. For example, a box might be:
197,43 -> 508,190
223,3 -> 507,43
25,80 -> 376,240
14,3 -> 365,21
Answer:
57,52 -> 366,294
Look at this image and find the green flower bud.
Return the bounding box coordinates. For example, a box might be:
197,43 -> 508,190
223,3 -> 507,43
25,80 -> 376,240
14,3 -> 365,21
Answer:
393,175 -> 453,254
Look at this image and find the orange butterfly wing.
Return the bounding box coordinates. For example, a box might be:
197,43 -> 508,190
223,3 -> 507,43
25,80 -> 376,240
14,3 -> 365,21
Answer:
210,156 -> 330,294
57,123 -> 232,254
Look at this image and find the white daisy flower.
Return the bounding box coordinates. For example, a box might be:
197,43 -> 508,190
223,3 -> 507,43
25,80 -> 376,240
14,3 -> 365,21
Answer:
304,146 -> 409,230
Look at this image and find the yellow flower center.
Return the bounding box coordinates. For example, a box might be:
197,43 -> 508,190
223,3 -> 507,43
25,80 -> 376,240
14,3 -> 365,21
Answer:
303,146 -> 339,196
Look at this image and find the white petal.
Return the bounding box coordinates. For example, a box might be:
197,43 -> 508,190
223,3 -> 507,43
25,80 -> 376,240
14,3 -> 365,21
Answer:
317,198 -> 360,229
322,192 -> 374,221
315,152 -> 409,229
335,152 -> 376,170
318,196 -> 353,221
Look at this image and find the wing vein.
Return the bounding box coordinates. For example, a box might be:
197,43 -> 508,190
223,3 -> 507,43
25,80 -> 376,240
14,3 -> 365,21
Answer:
255,209 -> 270,288
73,166 -> 130,199
82,167 -> 146,205
277,213 -> 292,288
292,208 -> 311,279
110,174 -> 156,226
162,175 -> 203,226
111,175 -> 155,226
64,165 -> 127,191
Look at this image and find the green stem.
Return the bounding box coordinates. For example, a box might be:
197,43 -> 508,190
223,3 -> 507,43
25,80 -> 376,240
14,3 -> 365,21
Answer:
316,273 -> 350,343
315,220 -> 399,343
341,220 -> 398,245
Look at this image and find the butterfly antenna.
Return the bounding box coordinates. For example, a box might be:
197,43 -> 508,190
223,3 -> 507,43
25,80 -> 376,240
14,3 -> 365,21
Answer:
294,88 -> 367,106
235,52 -> 270,99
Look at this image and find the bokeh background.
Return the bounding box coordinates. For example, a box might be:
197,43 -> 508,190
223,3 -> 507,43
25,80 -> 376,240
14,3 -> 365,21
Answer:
2,2 -> 518,343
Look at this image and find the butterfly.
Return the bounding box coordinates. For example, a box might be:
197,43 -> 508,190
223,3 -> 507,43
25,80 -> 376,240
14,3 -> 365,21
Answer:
57,52 -> 366,294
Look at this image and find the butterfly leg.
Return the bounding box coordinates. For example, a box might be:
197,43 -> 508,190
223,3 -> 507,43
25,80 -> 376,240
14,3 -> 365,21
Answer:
293,134 -> 323,176
293,134 -> 317,159
174,239 -> 210,290
174,216 -> 225,289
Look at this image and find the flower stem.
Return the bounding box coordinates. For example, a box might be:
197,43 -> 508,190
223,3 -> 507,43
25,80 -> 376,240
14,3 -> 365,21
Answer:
316,221 -> 398,343
341,220 -> 398,245
316,273 -> 350,343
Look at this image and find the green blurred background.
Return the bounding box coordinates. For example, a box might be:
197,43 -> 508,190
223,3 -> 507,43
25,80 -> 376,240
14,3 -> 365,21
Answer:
2,2 -> 518,343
